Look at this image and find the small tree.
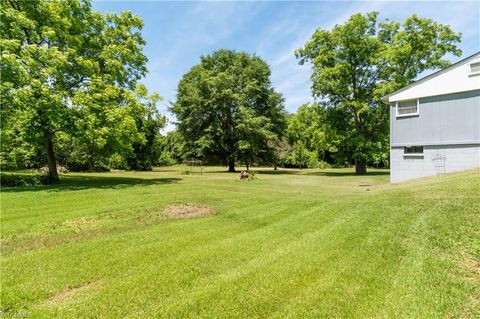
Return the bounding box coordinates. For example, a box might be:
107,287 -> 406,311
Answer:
286,103 -> 336,164
158,131 -> 186,166
296,12 -> 461,174
236,107 -> 277,171
290,142 -> 313,169
269,138 -> 292,170
125,86 -> 166,171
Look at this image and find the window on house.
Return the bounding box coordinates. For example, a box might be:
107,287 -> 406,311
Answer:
397,99 -> 419,117
404,146 -> 423,156
470,62 -> 480,75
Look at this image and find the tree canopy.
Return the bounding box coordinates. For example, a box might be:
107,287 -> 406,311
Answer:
1,0 -> 163,181
296,12 -> 461,174
171,49 -> 286,172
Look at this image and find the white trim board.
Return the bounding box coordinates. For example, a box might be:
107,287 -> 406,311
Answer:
391,141 -> 480,148
383,52 -> 480,103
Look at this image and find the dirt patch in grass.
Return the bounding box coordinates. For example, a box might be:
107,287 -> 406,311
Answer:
455,253 -> 480,317
2,218 -> 170,255
462,256 -> 480,278
61,216 -> 108,230
468,259 -> 480,274
45,282 -> 99,306
164,204 -> 216,219
458,251 -> 480,279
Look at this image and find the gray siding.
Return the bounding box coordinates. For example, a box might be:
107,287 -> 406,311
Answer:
390,90 -> 480,146
390,145 -> 480,183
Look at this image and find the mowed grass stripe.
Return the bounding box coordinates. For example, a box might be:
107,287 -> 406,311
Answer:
2,187 -> 313,255
153,193 -> 418,317
28,197 -> 364,317
2,198 -> 328,306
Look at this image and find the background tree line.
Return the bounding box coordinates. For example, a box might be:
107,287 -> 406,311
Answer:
1,0 -> 461,181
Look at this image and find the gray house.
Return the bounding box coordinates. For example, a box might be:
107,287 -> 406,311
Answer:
383,52 -> 480,183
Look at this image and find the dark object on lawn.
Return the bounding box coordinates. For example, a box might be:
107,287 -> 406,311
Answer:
240,170 -> 249,180
38,165 -> 69,174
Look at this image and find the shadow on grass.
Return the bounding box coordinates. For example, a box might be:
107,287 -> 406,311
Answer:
304,171 -> 389,177
1,175 -> 181,193
152,168 -> 182,173
255,169 -> 389,177
253,169 -> 301,175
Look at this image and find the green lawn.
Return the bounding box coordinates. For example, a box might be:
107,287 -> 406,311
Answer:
1,167 -> 479,318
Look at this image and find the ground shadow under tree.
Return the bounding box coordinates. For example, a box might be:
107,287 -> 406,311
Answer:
1,175 -> 181,193
254,169 -> 389,177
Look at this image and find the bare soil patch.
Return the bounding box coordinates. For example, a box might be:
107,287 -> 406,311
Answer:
45,282 -> 98,306
463,257 -> 480,277
164,204 -> 216,219
61,216 -> 107,230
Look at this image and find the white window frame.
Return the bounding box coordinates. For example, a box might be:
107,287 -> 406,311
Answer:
396,99 -> 419,118
469,61 -> 480,77
403,146 -> 424,158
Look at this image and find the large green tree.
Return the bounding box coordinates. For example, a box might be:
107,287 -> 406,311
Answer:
1,0 -> 150,181
171,49 -> 286,172
296,12 -> 461,174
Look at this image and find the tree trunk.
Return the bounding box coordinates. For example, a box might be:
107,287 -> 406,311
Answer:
246,163 -> 249,172
228,158 -> 236,172
87,150 -> 95,172
355,159 -> 367,175
44,134 -> 59,183
274,164 -> 278,170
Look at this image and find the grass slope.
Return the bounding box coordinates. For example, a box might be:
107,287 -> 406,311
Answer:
1,167 -> 479,318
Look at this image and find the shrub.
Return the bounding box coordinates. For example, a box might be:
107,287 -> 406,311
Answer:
157,151 -> 177,166
316,160 -> 332,169
109,154 -> 129,170
180,168 -> 191,175
1,173 -> 48,187
246,170 -> 257,180
308,153 -> 319,169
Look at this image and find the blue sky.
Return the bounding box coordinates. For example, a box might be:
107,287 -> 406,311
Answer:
93,1 -> 480,131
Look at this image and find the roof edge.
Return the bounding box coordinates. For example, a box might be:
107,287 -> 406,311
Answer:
381,51 -> 480,103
